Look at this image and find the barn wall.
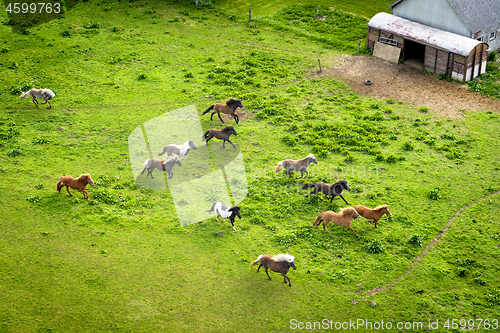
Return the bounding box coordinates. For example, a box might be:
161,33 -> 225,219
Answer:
392,0 -> 470,37
451,55 -> 465,82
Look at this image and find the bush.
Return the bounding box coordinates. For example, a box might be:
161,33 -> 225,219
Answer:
408,234 -> 425,247
402,141 -> 414,151
419,106 -> 429,112
366,240 -> 384,253
137,73 -> 147,80
429,188 -> 441,200
60,29 -> 72,37
488,50 -> 498,62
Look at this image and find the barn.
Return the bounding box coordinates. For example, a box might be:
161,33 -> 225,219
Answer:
367,12 -> 488,82
388,0 -> 500,51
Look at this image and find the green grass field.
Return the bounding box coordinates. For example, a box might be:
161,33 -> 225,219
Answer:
1,1 -> 500,332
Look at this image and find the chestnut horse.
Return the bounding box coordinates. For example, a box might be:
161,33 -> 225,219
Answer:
274,153 -> 317,179
313,207 -> 361,236
56,173 -> 95,199
202,126 -> 237,148
353,205 -> 391,228
301,180 -> 351,204
250,254 -> 296,287
202,98 -> 243,124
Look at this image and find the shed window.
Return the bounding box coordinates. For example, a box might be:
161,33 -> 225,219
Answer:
477,36 -> 485,42
490,31 -> 497,40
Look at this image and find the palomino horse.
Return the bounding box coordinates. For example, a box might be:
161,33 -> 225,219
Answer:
206,202 -> 241,231
203,126 -> 237,148
353,205 -> 391,228
158,140 -> 197,160
313,207 -> 361,236
301,180 -> 351,204
274,153 -> 317,179
56,173 -> 95,199
202,99 -> 244,124
250,254 -> 296,287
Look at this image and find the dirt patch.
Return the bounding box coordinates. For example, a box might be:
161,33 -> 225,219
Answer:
316,55 -> 500,118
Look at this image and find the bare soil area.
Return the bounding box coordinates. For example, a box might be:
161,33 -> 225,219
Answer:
317,55 -> 500,118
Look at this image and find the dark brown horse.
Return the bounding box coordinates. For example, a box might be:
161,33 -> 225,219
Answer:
56,173 -> 95,199
202,99 -> 244,124
202,126 -> 237,148
250,254 -> 296,287
301,180 -> 351,204
274,153 -> 317,179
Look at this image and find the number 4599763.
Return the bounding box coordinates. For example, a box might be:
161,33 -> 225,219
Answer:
5,3 -> 61,14
444,318 -> 498,330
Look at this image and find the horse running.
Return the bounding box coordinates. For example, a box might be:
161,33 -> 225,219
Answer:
313,207 -> 361,236
250,254 -> 296,287
353,205 -> 391,228
158,140 -> 197,160
141,155 -> 182,179
274,153 -> 317,179
202,99 -> 244,124
206,202 -> 241,231
202,126 -> 237,148
20,88 -> 55,108
301,180 -> 351,204
56,173 -> 95,199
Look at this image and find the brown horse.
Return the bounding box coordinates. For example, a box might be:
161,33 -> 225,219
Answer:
141,155 -> 182,179
313,207 -> 361,236
56,173 -> 95,199
202,126 -> 237,148
353,205 -> 391,228
250,254 -> 296,287
202,99 -> 244,124
274,153 -> 317,179
301,180 -> 351,204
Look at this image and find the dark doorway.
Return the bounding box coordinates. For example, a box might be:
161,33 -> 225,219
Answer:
403,39 -> 426,69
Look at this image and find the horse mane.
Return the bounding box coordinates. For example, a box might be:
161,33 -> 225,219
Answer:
307,153 -> 315,159
223,126 -> 235,132
78,173 -> 91,180
226,98 -> 240,106
272,254 -> 295,263
339,207 -> 356,215
374,204 -> 388,211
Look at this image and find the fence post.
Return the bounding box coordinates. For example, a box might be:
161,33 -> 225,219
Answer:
318,59 -> 322,72
357,40 -> 361,54
249,8 -> 251,22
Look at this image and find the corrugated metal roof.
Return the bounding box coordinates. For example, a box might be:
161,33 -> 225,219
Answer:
368,12 -> 486,57
446,0 -> 500,33
388,0 -> 500,33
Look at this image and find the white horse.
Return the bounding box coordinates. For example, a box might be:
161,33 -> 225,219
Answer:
158,140 -> 197,160
20,88 -> 55,108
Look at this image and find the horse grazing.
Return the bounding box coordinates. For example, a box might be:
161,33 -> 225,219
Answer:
20,88 -> 55,108
56,173 -> 95,199
202,126 -> 237,148
353,205 -> 391,228
158,140 -> 197,160
301,180 -> 351,204
140,155 -> 182,179
313,207 -> 361,237
206,202 -> 241,231
202,99 -> 244,124
274,153 -> 317,179
250,254 -> 296,287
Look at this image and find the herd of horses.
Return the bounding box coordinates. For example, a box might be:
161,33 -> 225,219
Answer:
55,98 -> 393,287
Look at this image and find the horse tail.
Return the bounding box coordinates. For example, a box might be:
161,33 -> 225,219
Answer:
202,105 -> 214,115
250,255 -> 263,266
313,213 -> 323,227
274,161 -> 283,173
202,130 -> 209,141
56,178 -> 64,192
140,160 -> 149,175
206,202 -> 217,213
301,183 -> 315,190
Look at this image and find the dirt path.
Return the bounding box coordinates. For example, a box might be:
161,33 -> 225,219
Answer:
316,55 -> 500,118
362,190 -> 500,301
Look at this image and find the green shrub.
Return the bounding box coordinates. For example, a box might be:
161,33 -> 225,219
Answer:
61,29 -> 72,37
488,50 -> 498,62
7,147 -> 22,157
402,141 -> 414,151
429,188 -> 441,200
27,195 -> 42,203
366,240 -> 384,253
282,134 -> 297,146
137,73 -> 147,80
408,234 -> 425,247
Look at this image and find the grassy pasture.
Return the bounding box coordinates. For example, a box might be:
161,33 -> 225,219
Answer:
1,0 -> 500,332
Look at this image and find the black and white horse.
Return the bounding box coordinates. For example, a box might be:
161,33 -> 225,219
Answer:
206,202 -> 241,231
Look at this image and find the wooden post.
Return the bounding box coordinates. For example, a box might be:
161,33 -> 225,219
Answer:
249,8 -> 251,22
318,59 -> 322,72
357,40 -> 361,54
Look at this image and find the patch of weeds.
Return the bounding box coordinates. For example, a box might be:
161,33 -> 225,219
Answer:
366,240 -> 384,253
429,188 -> 441,200
27,195 -> 42,203
249,216 -> 264,225
83,22 -> 101,29
60,29 -> 72,37
1,47 -> 8,53
95,174 -> 119,187
184,71 -> 194,79
33,138 -> 50,144
282,134 -> 297,146
419,106 -> 429,113
35,184 -> 44,189
486,289 -> 500,306
92,190 -> 117,205
7,147 -> 22,157
456,267 -> 468,277
402,141 -> 414,151
408,234 -> 425,247
112,184 -> 124,190
441,133 -> 456,140
137,73 -> 147,80
8,61 -> 18,70
398,247 -> 416,259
